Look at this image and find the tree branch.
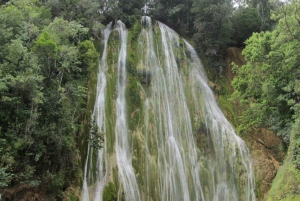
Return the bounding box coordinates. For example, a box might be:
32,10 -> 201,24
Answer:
282,5 -> 300,41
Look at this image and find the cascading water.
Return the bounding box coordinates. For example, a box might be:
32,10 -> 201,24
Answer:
82,17 -> 255,201
140,18 -> 205,201
81,22 -> 112,201
184,41 -> 255,201
114,20 -> 141,201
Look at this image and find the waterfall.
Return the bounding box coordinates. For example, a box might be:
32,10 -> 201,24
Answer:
114,20 -> 141,201
184,41 -> 255,201
145,19 -> 204,201
81,22 -> 112,201
81,17 -> 255,201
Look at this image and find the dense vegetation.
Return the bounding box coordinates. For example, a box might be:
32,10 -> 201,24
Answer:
232,1 -> 300,199
0,0 -> 101,198
232,0 -> 300,147
1,0 -> 299,200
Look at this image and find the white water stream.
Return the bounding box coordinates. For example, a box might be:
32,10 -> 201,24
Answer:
82,17 -> 255,201
114,20 -> 141,201
81,22 -> 112,201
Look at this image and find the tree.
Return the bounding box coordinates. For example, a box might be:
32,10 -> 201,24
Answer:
234,0 -> 280,31
88,118 -> 105,150
232,1 -> 300,143
231,7 -> 261,46
78,40 -> 99,74
149,0 -> 194,36
0,1 -> 94,197
192,0 -> 234,74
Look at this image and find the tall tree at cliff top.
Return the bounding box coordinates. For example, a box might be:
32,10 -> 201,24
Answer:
236,0 -> 275,29
231,7 -> 261,46
148,0 -> 194,36
231,0 -> 282,46
192,0 -> 234,75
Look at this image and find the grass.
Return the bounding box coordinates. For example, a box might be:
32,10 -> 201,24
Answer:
267,160 -> 300,201
267,126 -> 300,201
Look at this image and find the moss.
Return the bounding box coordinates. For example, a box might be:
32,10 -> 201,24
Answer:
69,194 -> 78,201
267,123 -> 300,201
127,77 -> 142,118
153,23 -> 164,68
174,37 -> 187,77
103,182 -> 118,201
267,160 -> 300,201
94,38 -> 104,55
127,20 -> 142,76
254,178 -> 263,200
217,78 -> 239,128
126,20 -> 144,130
105,30 -> 120,153
78,69 -> 97,173
126,21 -> 146,194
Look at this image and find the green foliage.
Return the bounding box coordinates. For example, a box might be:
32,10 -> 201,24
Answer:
217,78 -> 239,127
127,20 -> 142,70
0,0 -> 97,197
235,0 -> 278,31
88,118 -> 105,150
126,21 -> 143,129
267,160 -> 300,201
98,0 -> 145,28
232,2 -> 300,143
44,17 -> 89,44
103,182 -> 117,201
0,170 -> 13,188
78,40 -> 99,73
267,117 -> 300,200
149,0 -> 194,36
33,31 -> 59,58
117,0 -> 146,28
45,170 -> 65,197
192,0 -> 234,75
45,0 -> 104,27
231,7 -> 261,46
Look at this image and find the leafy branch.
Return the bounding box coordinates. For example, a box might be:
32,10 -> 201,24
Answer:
88,118 -> 105,150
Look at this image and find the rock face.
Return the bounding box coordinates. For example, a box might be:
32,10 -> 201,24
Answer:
251,128 -> 285,200
225,47 -> 246,84
225,47 -> 285,201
